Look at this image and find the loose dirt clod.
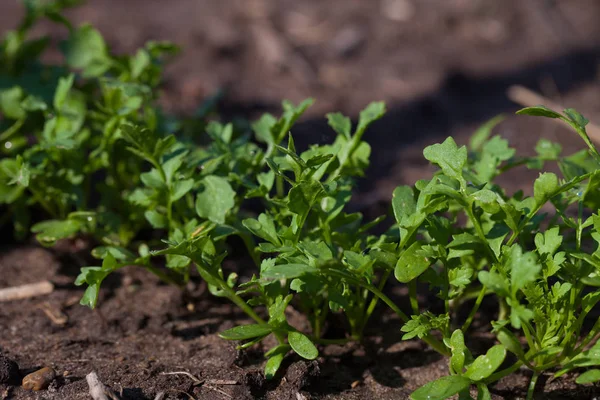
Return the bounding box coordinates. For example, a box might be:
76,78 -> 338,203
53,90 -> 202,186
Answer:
0,354 -> 19,385
21,366 -> 56,391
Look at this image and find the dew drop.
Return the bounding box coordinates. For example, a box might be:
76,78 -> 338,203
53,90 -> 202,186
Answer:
4,141 -> 12,149
87,216 -> 93,222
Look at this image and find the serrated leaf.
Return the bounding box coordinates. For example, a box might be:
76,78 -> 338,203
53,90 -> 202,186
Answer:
195,175 -> 236,224
355,101 -> 385,137
75,254 -> 120,309
533,172 -> 559,205
288,331 -> 318,360
327,112 -> 351,139
535,227 -> 562,256
507,245 -> 540,293
423,137 -> 467,184
63,24 -> 111,77
478,271 -> 509,296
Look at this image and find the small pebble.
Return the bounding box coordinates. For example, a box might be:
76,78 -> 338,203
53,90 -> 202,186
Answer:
0,354 -> 19,384
22,367 -> 56,391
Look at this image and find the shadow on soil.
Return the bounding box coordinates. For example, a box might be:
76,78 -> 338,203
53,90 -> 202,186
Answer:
220,47 -> 600,197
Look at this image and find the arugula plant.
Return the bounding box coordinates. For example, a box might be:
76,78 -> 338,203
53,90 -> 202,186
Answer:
400,106 -> 600,399
4,2 -> 600,398
0,0 -> 179,243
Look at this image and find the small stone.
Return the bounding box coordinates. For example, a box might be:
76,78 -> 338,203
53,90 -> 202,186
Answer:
330,27 -> 366,58
381,0 -> 416,22
22,367 -> 56,391
0,354 -> 19,384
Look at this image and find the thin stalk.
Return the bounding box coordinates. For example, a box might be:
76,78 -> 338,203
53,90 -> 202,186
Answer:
359,270 -> 392,339
239,232 -> 261,269
324,268 -> 449,356
485,360 -> 523,384
526,371 -> 540,400
408,280 -> 419,315
309,336 -> 352,345
461,285 -> 487,333
144,264 -> 184,288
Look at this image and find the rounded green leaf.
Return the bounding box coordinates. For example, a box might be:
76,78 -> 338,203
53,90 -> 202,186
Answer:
219,324 -> 272,341
395,242 -> 430,283
464,345 -> 506,382
288,331 -> 318,360
576,369 -> 600,384
449,329 -> 467,374
264,344 -> 291,380
410,375 -> 471,400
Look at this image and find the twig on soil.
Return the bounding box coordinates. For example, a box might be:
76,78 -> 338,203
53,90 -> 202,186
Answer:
160,371 -> 202,385
161,371 -> 237,399
86,371 -> 121,400
160,371 -> 238,387
0,281 -> 54,302
507,85 -> 600,143
153,392 -> 165,400
36,302 -> 68,325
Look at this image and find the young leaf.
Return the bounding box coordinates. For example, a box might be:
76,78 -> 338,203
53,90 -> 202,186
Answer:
327,112 -> 351,139
392,185 -> 416,226
288,331 -> 318,360
576,369 -> 600,384
395,241 -> 430,283
516,106 -> 562,119
533,173 -> 559,206
75,254 -> 120,308
423,137 -> 467,184
355,101 -> 385,138
264,344 -> 291,379
31,219 -> 82,246
463,345 -> 506,382
411,375 -> 472,400
195,175 -> 236,224
219,324 -> 272,340
449,329 -> 467,374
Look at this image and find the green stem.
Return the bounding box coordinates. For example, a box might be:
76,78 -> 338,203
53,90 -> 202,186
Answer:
461,285 -> 487,333
309,336 -> 352,345
144,264 -> 184,288
359,270 -> 391,339
240,232 -> 261,269
409,280 -> 419,315
29,185 -> 58,218
485,360 -> 523,384
526,371 -> 541,400
324,268 -> 449,356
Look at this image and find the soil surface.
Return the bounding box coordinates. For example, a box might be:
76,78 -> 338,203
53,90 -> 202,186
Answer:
1,0 -> 600,399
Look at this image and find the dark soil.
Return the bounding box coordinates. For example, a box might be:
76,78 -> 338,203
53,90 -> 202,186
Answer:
2,0 -> 600,399
0,243 -> 599,400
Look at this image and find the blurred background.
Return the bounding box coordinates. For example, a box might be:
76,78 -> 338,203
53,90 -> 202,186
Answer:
1,0 -> 599,208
